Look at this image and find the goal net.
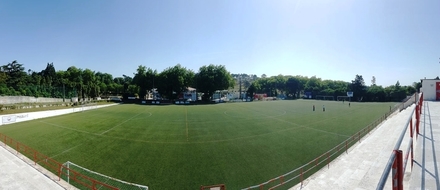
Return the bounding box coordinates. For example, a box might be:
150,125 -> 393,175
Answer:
62,161 -> 148,190
315,95 -> 334,101
337,96 -> 349,101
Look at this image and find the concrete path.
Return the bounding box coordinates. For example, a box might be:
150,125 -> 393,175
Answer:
290,104 -> 417,190
0,143 -> 75,190
409,101 -> 440,190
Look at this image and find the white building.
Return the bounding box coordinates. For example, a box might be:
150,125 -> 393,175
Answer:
182,87 -> 197,101
421,78 -> 440,101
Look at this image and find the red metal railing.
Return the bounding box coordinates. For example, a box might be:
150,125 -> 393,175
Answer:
377,93 -> 423,190
0,133 -> 118,190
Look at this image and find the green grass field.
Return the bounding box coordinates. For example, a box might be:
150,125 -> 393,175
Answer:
0,100 -> 395,189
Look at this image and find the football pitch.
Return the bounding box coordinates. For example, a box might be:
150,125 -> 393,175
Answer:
0,100 -> 396,189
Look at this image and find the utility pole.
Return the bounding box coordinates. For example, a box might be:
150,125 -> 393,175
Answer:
239,74 -> 242,99
63,82 -> 65,102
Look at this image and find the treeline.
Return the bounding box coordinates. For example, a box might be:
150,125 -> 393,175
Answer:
0,60 -> 421,102
246,74 -> 421,102
0,60 -> 235,101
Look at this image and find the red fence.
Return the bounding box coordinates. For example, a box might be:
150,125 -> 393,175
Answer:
377,93 -> 423,189
243,94 -> 419,190
0,133 -> 118,190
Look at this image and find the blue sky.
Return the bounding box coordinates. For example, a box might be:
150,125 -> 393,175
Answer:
1,0 -> 439,86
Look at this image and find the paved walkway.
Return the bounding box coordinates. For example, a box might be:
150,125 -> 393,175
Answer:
290,104 -> 416,190
409,101 -> 440,190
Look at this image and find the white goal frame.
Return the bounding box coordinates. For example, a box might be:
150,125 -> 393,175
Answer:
337,96 -> 350,101
315,95 -> 335,101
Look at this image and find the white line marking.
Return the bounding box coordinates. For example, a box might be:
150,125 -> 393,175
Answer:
40,121 -> 95,135
50,144 -> 82,158
100,112 -> 144,135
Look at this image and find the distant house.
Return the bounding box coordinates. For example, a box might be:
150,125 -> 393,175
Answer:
146,88 -> 161,100
179,87 -> 197,101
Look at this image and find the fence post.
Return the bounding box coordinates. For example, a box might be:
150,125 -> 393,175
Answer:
411,142 -> 414,170
301,168 -> 304,186
327,152 -> 330,168
67,162 -> 70,184
33,151 -> 37,165
392,150 -> 403,190
58,163 -> 62,181
416,106 -> 420,136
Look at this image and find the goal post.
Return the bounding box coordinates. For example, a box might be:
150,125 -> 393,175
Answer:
315,95 -> 335,101
200,184 -> 226,190
337,96 -> 349,101
62,161 -> 148,190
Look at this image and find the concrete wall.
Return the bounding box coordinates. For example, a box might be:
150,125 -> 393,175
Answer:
0,104 -> 117,126
421,79 -> 440,101
0,96 -> 66,105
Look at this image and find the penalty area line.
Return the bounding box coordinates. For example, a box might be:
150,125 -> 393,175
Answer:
100,112 -> 143,135
50,144 -> 83,159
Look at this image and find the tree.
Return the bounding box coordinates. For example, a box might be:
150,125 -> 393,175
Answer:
95,72 -> 115,96
82,69 -> 97,98
246,83 -> 259,99
133,65 -> 157,99
371,76 -> 376,86
273,75 -> 286,96
405,86 -> 416,95
0,69 -> 8,85
413,82 -> 422,92
66,66 -> 83,99
389,81 -> 407,101
366,85 -> 386,102
113,77 -> 125,94
2,60 -> 28,90
122,75 -> 134,94
156,64 -> 194,99
195,64 -> 234,101
350,75 -> 366,101
41,62 -> 56,86
305,76 -> 322,98
285,77 -> 299,98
